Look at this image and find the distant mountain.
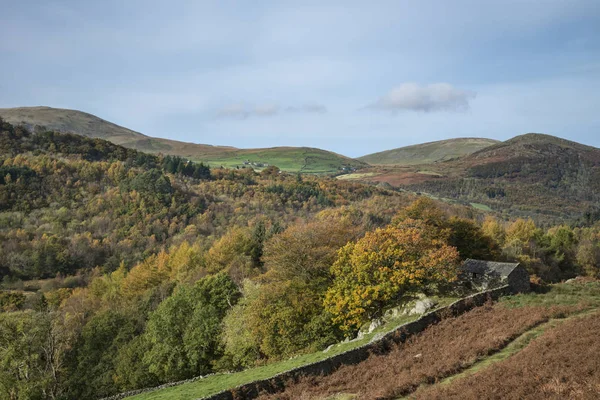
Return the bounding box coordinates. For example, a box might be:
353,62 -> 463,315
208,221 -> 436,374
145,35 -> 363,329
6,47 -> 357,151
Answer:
0,106 -> 366,173
0,106 -> 232,157
0,106 -> 145,144
399,133 -> 600,223
358,138 -> 499,166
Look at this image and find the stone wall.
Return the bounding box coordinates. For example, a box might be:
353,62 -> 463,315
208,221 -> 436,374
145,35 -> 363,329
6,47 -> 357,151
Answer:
102,285 -> 510,400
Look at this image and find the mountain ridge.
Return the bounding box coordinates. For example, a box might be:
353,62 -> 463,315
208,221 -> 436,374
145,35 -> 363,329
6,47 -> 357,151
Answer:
358,137 -> 500,166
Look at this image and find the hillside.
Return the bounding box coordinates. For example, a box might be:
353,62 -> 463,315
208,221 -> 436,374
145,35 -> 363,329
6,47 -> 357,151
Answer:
0,107 -> 366,173
349,133 -> 600,224
198,146 -> 366,173
2,119 -> 599,400
117,281 -> 600,400
0,106 -> 146,144
358,138 -> 499,166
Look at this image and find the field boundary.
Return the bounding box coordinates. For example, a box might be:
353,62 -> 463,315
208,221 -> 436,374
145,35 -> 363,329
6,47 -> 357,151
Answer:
102,286 -> 510,400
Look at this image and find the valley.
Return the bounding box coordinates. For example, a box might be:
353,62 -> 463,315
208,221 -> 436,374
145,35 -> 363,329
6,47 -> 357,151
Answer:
1,115 -> 600,400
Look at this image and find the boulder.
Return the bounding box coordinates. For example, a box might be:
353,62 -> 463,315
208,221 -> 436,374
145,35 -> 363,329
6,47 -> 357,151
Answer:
367,319 -> 383,334
408,298 -> 436,316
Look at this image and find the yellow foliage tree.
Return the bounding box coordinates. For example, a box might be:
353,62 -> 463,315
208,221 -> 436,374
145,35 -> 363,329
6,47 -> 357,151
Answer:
324,219 -> 460,333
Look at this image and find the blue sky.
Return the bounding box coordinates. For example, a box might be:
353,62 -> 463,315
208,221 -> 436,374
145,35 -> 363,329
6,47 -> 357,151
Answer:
1,0 -> 600,157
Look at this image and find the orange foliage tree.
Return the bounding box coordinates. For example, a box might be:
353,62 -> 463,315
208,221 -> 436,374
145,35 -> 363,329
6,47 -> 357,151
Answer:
324,219 -> 460,333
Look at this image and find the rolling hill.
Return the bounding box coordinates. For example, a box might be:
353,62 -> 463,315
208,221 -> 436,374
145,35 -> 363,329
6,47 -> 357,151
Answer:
370,133 -> 600,223
358,138 -> 499,166
0,106 -> 366,173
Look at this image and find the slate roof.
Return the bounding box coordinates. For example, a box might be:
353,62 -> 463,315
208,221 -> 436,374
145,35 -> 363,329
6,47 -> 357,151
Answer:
461,259 -> 521,278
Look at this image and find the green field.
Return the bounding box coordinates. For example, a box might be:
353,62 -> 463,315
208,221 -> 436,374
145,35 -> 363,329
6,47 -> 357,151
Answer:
199,147 -> 366,174
470,202 -> 493,212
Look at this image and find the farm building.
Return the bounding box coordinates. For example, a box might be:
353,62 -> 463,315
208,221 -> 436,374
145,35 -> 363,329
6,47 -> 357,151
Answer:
460,259 -> 530,294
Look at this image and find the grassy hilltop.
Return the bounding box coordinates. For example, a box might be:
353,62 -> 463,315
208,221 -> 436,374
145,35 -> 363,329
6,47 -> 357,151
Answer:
358,138 -> 499,166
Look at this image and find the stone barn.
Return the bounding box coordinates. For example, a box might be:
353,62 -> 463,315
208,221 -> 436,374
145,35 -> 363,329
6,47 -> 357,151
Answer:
460,259 -> 530,293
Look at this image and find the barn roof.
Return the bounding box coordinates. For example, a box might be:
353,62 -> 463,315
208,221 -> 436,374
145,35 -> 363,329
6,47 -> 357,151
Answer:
461,259 -> 521,278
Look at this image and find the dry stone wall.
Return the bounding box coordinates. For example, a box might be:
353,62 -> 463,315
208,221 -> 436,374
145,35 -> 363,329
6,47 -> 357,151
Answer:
102,285 -> 510,400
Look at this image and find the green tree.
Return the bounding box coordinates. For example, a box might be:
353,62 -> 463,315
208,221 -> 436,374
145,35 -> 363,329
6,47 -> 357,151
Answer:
143,273 -> 240,382
0,311 -> 52,400
66,310 -> 138,399
446,216 -> 500,260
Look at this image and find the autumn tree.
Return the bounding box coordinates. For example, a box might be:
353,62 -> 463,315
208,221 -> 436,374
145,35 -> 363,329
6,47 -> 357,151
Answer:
220,220 -> 359,365
324,219 -> 460,333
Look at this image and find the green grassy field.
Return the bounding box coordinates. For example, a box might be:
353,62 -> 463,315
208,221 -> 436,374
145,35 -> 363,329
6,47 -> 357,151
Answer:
128,297 -> 459,400
200,147 -> 366,174
469,202 -> 493,212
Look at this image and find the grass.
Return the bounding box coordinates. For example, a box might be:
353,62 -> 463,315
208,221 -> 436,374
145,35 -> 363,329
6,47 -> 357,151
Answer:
433,308 -> 598,388
336,172 -> 379,180
358,138 -> 499,166
416,170 -> 442,176
200,147 -> 366,174
469,202 -> 492,212
128,297 -> 458,400
499,280 -> 600,309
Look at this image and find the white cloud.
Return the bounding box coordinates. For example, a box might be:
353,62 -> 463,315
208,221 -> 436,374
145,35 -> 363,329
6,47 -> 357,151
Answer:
368,83 -> 476,113
216,102 -> 326,119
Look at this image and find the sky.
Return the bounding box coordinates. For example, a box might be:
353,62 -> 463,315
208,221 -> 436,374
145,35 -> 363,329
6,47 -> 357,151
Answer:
1,0 -> 600,157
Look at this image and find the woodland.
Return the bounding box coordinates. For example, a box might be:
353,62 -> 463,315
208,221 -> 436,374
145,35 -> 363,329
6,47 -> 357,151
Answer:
1,119 -> 600,399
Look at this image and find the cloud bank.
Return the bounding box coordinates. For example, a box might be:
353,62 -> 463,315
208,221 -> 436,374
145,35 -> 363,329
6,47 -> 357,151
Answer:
216,102 -> 327,119
369,83 -> 476,113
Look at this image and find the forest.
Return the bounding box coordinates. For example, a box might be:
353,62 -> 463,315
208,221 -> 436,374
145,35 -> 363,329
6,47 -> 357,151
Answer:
1,119 -> 600,400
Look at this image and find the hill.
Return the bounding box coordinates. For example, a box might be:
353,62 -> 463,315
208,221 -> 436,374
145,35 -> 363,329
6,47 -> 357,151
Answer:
350,133 -> 600,224
0,107 -> 366,173
358,138 -> 499,165
0,118 -> 387,281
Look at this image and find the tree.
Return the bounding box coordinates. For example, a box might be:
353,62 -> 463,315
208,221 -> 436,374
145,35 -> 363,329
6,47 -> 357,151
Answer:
65,310 -> 138,399
482,216 -> 506,247
576,228 -> 600,277
143,274 -> 240,382
260,165 -> 280,178
324,219 -> 460,333
446,217 -> 500,260
205,227 -> 256,282
0,311 -> 55,400
262,220 -> 360,287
